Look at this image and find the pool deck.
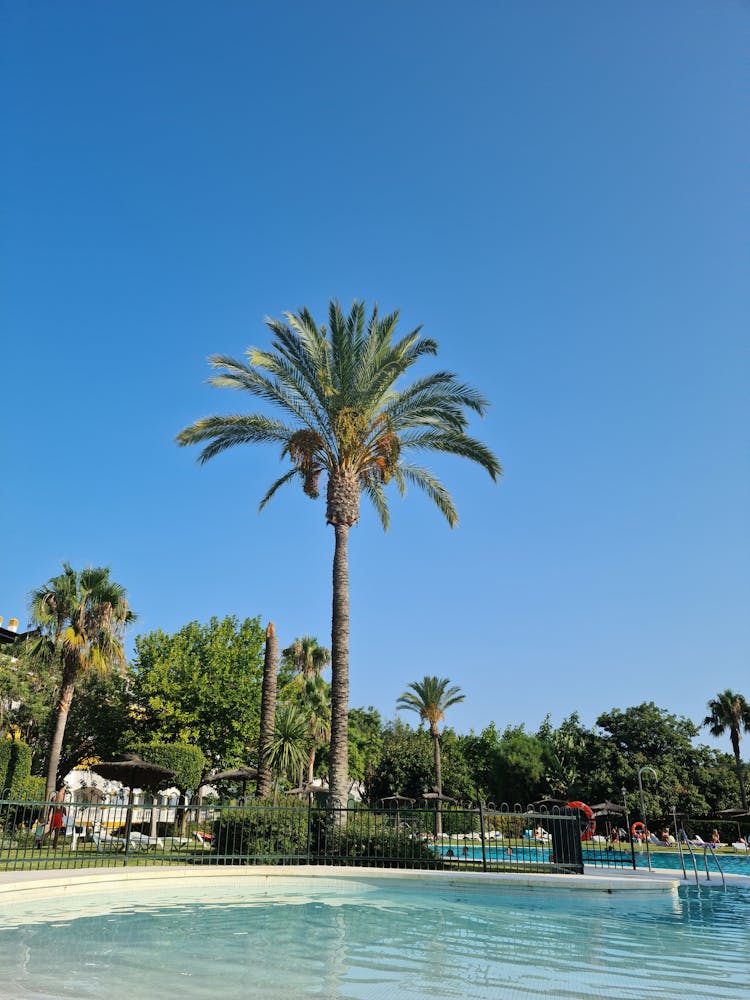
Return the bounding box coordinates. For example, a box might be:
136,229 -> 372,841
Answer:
0,864 -> 690,900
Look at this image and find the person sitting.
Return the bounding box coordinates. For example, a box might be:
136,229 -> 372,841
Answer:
710,829 -> 722,845
660,828 -> 676,846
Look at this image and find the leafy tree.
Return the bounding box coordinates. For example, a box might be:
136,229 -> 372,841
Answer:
491,725 -> 547,806
129,616 -> 265,778
0,638 -> 58,751
55,670 -> 133,779
703,690 -> 750,808
177,299 -> 500,806
365,719 -> 472,805
536,713 -> 591,798
29,563 -> 135,798
347,706 -> 383,785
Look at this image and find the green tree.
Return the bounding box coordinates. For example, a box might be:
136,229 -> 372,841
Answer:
29,563 -> 135,798
347,706 -> 383,786
130,616 -> 265,778
282,636 -> 331,680
492,725 -> 547,806
704,690 -> 750,808
177,300 -> 500,806
397,676 -> 464,833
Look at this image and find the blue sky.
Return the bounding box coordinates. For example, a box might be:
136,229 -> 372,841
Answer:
1,2 -> 747,751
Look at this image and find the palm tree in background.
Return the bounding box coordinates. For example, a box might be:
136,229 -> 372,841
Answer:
177,300 -> 501,806
282,635 -> 331,681
704,690 -> 750,808
29,563 -> 135,799
256,622 -> 278,799
397,675 -> 464,834
282,636 -> 332,785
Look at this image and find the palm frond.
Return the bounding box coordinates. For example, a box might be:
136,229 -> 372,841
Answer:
393,464 -> 458,527
362,479 -> 390,531
258,469 -> 301,511
176,415 -> 293,464
399,430 -> 502,480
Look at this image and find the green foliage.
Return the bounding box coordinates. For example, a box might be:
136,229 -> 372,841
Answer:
129,742 -> 205,792
396,676 -> 464,733
15,774 -> 45,801
323,813 -> 437,864
56,670 -> 134,778
0,741 -> 12,792
491,726 -> 547,806
8,741 -> 33,798
129,616 -> 266,773
365,721 -> 473,803
212,803 -> 309,859
347,707 -> 383,784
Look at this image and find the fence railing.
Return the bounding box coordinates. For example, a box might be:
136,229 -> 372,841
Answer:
0,794 -> 617,875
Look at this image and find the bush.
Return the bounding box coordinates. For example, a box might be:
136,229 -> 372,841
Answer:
6,740 -> 33,799
0,741 -> 11,794
212,803 -> 309,860
315,812 -> 437,866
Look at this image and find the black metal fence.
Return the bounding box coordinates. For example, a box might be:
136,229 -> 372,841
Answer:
0,793 -> 622,875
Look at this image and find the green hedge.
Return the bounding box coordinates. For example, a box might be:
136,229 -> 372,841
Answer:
0,741 -> 11,793
128,742 -> 205,792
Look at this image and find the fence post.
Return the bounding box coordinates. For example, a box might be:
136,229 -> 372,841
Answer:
478,801 -> 487,872
306,796 -> 313,864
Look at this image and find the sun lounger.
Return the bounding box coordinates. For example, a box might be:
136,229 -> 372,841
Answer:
90,826 -> 126,852
126,832 -> 164,850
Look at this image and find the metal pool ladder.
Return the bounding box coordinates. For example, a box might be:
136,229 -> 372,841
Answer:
676,829 -> 726,889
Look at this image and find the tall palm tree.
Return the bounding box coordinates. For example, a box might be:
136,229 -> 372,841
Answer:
29,563 -> 135,799
177,300 -> 500,806
704,690 -> 750,809
256,622 -> 279,799
397,676 -> 465,805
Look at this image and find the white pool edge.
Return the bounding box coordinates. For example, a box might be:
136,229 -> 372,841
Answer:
0,864 -> 683,900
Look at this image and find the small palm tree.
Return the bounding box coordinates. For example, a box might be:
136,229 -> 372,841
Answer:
29,563 -> 135,799
704,690 -> 750,808
268,704 -> 312,791
177,300 -> 500,807
397,676 -> 464,834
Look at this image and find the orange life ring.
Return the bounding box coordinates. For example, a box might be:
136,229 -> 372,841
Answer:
567,800 -> 596,840
631,821 -> 646,841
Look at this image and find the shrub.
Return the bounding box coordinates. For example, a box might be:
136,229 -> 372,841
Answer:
0,741 -> 11,794
212,803 -> 309,861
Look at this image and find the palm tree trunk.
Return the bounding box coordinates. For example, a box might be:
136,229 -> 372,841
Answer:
307,746 -> 316,786
45,675 -> 76,800
256,622 -> 278,799
732,732 -> 747,809
328,523 -> 350,810
432,726 -> 443,837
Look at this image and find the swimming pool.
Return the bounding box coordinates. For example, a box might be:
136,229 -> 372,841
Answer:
1,871 -> 748,999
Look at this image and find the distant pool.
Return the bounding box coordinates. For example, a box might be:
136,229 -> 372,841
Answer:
0,873 -> 748,999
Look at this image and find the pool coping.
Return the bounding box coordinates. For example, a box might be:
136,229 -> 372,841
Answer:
0,864 -> 683,899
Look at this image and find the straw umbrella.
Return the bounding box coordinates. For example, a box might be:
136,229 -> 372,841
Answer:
208,766 -> 259,802
90,755 -> 177,847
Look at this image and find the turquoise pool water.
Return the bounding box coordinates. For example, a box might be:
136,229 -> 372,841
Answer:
0,875 -> 748,999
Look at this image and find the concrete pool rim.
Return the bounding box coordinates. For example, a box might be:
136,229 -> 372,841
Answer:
0,864 -> 693,903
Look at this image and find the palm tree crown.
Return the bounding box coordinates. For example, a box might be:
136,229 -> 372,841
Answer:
397,676 -> 465,737
177,300 -> 500,806
176,300 -> 500,528
704,690 -> 750,808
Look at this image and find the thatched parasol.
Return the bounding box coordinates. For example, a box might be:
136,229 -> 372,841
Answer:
90,754 -> 177,791
592,801 -> 626,816
381,794 -> 416,805
207,766 -> 259,799
421,791 -> 456,802
284,783 -> 326,798
89,755 -> 177,848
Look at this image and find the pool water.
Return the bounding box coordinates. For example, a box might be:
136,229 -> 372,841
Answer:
0,875 -> 748,999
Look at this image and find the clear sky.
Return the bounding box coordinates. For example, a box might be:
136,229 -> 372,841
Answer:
1,2 -> 747,749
